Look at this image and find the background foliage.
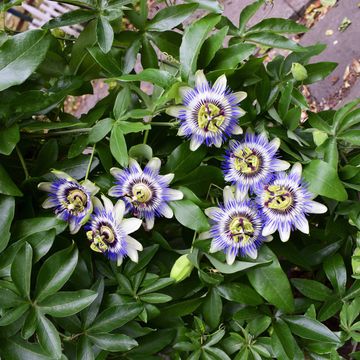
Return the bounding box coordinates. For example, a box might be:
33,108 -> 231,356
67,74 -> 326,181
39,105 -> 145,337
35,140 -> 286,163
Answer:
0,0 -> 360,359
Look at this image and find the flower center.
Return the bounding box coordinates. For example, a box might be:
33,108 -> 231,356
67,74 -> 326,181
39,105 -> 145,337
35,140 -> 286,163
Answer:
233,147 -> 261,174
66,189 -> 88,213
264,185 -> 293,212
87,224 -> 116,253
229,216 -> 254,244
197,103 -> 225,133
132,183 -> 152,203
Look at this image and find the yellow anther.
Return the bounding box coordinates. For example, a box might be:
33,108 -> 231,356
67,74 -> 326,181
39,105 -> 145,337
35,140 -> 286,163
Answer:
198,103 -> 225,132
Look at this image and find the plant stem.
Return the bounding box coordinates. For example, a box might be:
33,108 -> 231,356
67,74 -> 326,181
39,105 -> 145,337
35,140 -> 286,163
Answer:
16,145 -> 30,181
150,122 -> 177,127
22,128 -> 92,138
85,144 -> 96,181
143,129 -> 149,144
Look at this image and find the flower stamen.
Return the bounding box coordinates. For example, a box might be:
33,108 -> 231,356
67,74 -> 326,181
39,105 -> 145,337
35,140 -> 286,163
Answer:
264,185 -> 293,212
198,103 -> 225,133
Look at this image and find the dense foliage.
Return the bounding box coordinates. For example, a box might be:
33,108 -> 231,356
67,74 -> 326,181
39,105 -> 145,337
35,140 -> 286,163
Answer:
0,0 -> 360,359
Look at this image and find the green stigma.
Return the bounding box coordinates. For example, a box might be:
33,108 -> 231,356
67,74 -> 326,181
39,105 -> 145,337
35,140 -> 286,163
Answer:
264,185 -> 293,212
233,147 -> 261,174
229,216 -> 254,244
132,183 -> 152,203
87,225 -> 115,254
197,103 -> 225,133
66,189 -> 87,213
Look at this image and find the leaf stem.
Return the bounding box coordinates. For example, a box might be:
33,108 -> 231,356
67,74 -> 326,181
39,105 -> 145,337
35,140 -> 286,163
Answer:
85,144 -> 96,181
150,122 -> 177,127
143,129 -> 149,144
15,145 -> 30,180
22,128 -> 92,138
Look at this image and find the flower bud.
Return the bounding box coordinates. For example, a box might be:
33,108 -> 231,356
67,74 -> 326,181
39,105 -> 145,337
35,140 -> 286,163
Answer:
170,254 -> 194,283
291,63 -> 308,81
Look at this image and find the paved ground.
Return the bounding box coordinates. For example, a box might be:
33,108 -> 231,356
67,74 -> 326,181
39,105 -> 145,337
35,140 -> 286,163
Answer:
300,0 -> 360,108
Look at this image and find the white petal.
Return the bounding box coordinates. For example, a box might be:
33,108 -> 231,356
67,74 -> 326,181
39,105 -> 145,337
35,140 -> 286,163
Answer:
226,249 -> 237,265
290,162 -> 302,178
264,235 -> 273,242
42,198 -> 54,209
117,255 -> 124,266
166,189 -> 183,201
262,221 -> 277,236
145,157 -> 161,174
179,86 -> 193,99
232,125 -> 243,135
247,248 -> 258,259
295,215 -> 309,234
127,246 -> 139,263
110,167 -> 124,178
129,158 -> 142,173
235,187 -> 248,201
145,215 -> 155,230
114,200 -> 125,221
162,173 -> 174,184
273,159 -> 290,171
177,126 -> 186,136
69,219 -> 81,235
214,137 -> 222,148
38,182 -> 52,192
82,180 -> 99,195
306,200 -> 327,214
279,223 -> 291,242
210,241 -> 223,253
198,231 -> 211,240
122,218 -> 142,234
233,91 -> 247,103
92,197 -> 104,211
205,207 -> 222,220
166,106 -> 186,118
213,74 -> 227,93
190,137 -> 202,151
195,70 -> 208,89
223,186 -> 234,205
108,186 -> 119,197
269,137 -> 281,151
127,235 -> 143,251
51,170 -> 73,181
160,204 -> 173,218
101,195 -> 114,213
238,107 -> 246,117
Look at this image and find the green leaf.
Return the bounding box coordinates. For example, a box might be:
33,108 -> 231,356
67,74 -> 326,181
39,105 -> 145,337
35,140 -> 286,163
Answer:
303,62 -> 337,84
118,121 -> 151,134
11,242 -> 32,299
0,195 -> 15,252
164,141 -> 207,177
210,43 -> 256,69
337,107 -> 360,133
119,69 -> 177,89
88,333 -> 138,352
291,278 -> 332,301
88,118 -> 114,143
113,87 -> 131,120
96,16 -> 114,53
184,0 -> 222,13
205,254 -> 270,274
110,124 -> 128,167
217,283 -> 263,305
140,37 -> 158,69
147,4 -> 198,31
0,288 -> 23,309
0,124 -> 20,155
81,278 -> 104,328
0,303 -> 29,326
138,278 -> 173,295
338,130 -> 360,146
238,0 -> 264,34
88,303 -> 143,332
37,314 -> 62,359
247,18 -> 307,34
122,37 -> 141,74
278,81 -> 293,119
180,14 -> 221,81
39,290 -> 97,317
244,32 -> 305,51
148,31 -> 182,59
247,246 -> 294,313
302,159 -> 347,201
35,243 -> 78,302
22,307 -> 39,340
76,336 -> 94,360
323,254 -> 347,296
0,164 -> 23,196
198,26 -> 228,68
1,337 -> 52,360
0,29 -> 51,91
170,200 -> 210,232
43,9 -> 97,29
87,46 -> 123,76
282,315 -> 341,343
203,288 -> 222,329
140,293 -> 172,304
125,244 -> 159,276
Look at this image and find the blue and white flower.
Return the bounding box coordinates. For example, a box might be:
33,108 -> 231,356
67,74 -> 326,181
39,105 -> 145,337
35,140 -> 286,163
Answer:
167,70 -> 246,151
85,195 -> 143,265
108,157 -> 183,230
255,163 -> 328,242
38,171 -> 99,234
204,186 -> 269,264
223,133 -> 290,194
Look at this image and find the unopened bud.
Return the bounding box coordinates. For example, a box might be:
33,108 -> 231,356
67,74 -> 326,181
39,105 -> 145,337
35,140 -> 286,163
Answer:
170,254 -> 194,283
291,63 -> 308,81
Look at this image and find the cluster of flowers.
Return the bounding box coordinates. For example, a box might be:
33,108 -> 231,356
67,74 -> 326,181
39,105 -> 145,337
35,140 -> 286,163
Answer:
38,70 -> 327,266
